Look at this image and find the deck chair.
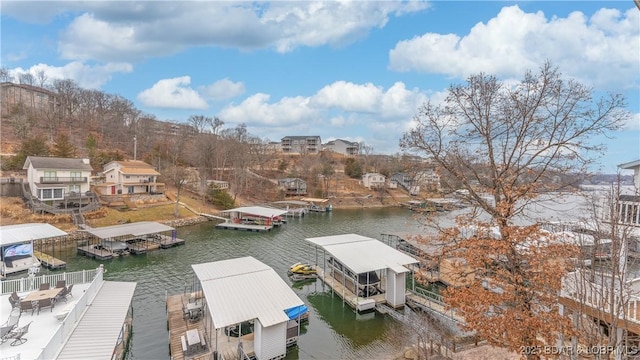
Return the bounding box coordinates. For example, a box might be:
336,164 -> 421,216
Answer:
55,280 -> 66,288
7,321 -> 31,346
55,286 -> 69,303
66,284 -> 74,298
20,300 -> 37,316
39,283 -> 50,291
0,325 -> 14,344
1,307 -> 21,330
37,298 -> 54,314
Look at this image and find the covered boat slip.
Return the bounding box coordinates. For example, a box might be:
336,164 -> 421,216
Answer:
217,206 -> 289,232
306,234 -> 419,310
271,200 -> 310,217
300,197 -> 332,212
78,221 -> 184,258
0,223 -> 67,277
169,256 -> 307,360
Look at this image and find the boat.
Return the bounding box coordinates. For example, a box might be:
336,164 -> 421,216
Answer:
288,262 -> 317,276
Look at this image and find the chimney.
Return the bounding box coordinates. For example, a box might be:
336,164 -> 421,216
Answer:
82,158 -> 90,165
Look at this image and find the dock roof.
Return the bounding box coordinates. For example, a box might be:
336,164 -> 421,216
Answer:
83,221 -> 174,239
220,206 -> 288,218
0,223 -> 68,246
305,234 -> 418,274
192,256 -> 304,329
56,281 -> 137,360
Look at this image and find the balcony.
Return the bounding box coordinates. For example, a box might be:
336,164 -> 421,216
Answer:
40,177 -> 87,184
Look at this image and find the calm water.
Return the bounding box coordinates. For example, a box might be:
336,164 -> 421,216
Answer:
40,207 -> 424,359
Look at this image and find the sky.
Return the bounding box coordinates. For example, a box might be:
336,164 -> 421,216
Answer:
1,1 -> 639,173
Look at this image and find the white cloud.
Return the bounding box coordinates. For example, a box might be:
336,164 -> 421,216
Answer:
311,81 -> 426,119
219,93 -> 318,127
200,78 -> 245,100
389,5 -> 640,89
625,113 -> 640,130
137,76 -> 208,110
44,1 -> 429,62
8,61 -> 132,89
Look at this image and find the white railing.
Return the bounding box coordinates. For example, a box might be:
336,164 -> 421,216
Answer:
35,265 -> 105,360
562,270 -> 640,324
1,267 -> 98,295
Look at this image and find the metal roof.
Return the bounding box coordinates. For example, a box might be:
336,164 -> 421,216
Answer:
220,206 -> 288,218
56,281 -> 136,360
192,257 -> 304,329
84,221 -> 174,239
305,234 -> 418,274
619,159 -> 640,169
0,223 -> 68,246
23,156 -> 93,171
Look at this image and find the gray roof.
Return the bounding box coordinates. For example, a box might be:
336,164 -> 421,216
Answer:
56,281 -> 136,360
619,159 -> 640,169
305,234 -> 418,274
84,221 -> 174,239
220,206 -> 288,218
23,156 -> 93,171
192,256 -> 304,329
0,223 -> 68,246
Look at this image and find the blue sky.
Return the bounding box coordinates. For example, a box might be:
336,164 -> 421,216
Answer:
1,1 -> 639,173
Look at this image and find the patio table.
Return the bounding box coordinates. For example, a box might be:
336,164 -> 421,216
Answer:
21,288 -> 63,305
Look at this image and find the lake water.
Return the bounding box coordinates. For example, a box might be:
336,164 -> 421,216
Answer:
46,207 -> 425,359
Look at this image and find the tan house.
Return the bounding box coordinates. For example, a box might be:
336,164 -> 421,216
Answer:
96,160 -> 163,196
323,139 -> 359,156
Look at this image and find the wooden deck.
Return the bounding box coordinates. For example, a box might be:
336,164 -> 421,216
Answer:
216,221 -> 274,232
150,234 -> 185,248
125,240 -> 160,254
166,293 -> 256,360
34,250 -> 66,270
77,245 -> 114,260
316,268 -> 386,310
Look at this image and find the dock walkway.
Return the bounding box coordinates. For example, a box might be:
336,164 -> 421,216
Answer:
34,250 -> 66,270
166,293 -> 256,360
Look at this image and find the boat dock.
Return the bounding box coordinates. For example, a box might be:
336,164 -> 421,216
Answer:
77,244 -> 115,260
316,268 -> 386,311
166,292 -> 255,360
33,250 -> 67,270
148,234 -> 185,248
216,221 -> 274,232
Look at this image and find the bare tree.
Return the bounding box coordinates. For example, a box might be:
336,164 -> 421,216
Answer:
0,67 -> 13,82
188,114 -> 213,134
18,72 -> 35,86
35,70 -> 48,88
400,62 -> 629,354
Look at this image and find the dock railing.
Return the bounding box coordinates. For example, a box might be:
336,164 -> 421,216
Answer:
1,267 -> 99,295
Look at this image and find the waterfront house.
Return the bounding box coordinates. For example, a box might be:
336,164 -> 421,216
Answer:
23,156 -> 99,214
280,136 -> 321,154
361,172 -> 386,189
278,177 -> 307,196
206,179 -> 229,191
96,160 -> 163,196
0,265 -> 136,360
323,139 -> 359,156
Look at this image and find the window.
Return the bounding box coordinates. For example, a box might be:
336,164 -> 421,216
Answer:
41,188 -> 64,200
70,171 -> 82,181
69,184 -> 80,193
41,189 -> 52,199
44,171 -> 56,180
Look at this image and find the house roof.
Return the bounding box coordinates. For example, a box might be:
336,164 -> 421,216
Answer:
0,223 -> 68,246
56,281 -> 137,360
281,135 -> 321,140
220,206 -> 288,218
619,160 -> 640,169
83,221 -> 174,239
192,256 -> 304,329
305,234 -> 418,274
23,156 -> 93,171
105,160 -> 161,175
1,82 -> 57,96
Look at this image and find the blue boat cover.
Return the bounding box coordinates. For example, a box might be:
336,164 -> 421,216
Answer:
284,305 -> 308,319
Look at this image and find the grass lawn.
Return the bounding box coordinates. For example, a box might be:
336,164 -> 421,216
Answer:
87,203 -> 195,227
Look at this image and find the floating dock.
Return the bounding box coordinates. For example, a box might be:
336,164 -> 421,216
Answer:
216,221 -> 273,232
149,234 -> 185,248
34,250 -> 67,270
166,292 -> 255,360
316,268 -> 386,311
77,245 -> 115,260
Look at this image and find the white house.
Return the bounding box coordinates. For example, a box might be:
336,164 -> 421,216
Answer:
620,159 -> 640,189
23,156 -> 93,203
323,139 -> 359,156
97,160 -> 163,196
361,173 -> 386,189
281,136 -> 321,154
